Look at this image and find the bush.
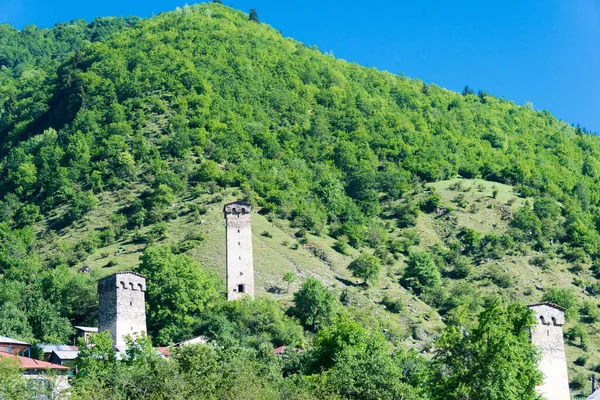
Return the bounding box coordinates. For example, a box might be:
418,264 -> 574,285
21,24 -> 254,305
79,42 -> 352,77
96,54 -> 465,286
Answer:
333,236 -> 350,255
580,300 -> 599,323
149,222 -> 168,239
347,253 -> 382,286
381,295 -> 404,313
451,256 -> 473,279
402,251 -> 441,293
529,255 -> 549,270
260,231 -> 273,238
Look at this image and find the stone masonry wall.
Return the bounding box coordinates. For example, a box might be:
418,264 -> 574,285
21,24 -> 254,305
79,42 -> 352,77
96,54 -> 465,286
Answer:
529,304 -> 570,400
224,202 -> 254,300
98,272 -> 147,349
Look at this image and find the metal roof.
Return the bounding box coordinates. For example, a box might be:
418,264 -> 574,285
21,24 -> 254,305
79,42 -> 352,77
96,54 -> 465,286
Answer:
0,351 -> 69,371
588,388 -> 600,400
51,350 -> 80,360
74,326 -> 98,332
40,345 -> 78,353
0,336 -> 30,345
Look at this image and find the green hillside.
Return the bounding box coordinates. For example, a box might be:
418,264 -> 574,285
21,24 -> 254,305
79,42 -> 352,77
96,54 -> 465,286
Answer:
1,2 -> 600,398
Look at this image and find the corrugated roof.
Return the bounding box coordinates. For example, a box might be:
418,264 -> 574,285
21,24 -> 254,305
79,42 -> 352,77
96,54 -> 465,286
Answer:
0,351 -> 69,371
40,345 -> 78,353
74,326 -> 98,332
51,350 -> 79,360
0,336 -> 30,345
588,388 -> 600,400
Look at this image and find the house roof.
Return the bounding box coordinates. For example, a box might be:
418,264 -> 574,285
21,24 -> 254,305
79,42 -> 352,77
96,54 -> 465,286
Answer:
527,302 -> 566,312
0,336 -> 30,346
51,350 -> 79,360
588,388 -> 600,400
157,347 -> 170,358
273,346 -> 287,354
0,351 -> 69,371
176,335 -> 210,347
40,345 -> 78,354
74,326 -> 98,333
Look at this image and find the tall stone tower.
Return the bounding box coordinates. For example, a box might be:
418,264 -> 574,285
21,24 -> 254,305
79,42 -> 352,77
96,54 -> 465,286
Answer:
528,302 -> 570,400
98,272 -> 147,350
224,201 -> 254,300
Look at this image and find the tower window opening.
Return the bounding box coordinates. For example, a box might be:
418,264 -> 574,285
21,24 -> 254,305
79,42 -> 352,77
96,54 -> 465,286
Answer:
238,229 -> 240,233
130,301 -> 133,306
238,284 -> 245,293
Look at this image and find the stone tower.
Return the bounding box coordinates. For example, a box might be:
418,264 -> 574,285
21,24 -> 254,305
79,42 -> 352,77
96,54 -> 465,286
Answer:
224,201 -> 254,300
528,302 -> 570,400
98,272 -> 147,350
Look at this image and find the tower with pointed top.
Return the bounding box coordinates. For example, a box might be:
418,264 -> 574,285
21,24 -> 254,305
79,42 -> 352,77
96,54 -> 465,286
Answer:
224,201 -> 254,300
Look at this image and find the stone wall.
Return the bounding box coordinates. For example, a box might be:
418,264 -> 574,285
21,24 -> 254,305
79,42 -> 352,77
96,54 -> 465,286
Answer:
529,303 -> 570,400
98,272 -> 147,349
224,202 -> 254,300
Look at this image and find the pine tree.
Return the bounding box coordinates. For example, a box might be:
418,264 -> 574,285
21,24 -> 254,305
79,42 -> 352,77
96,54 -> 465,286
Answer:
249,8 -> 259,22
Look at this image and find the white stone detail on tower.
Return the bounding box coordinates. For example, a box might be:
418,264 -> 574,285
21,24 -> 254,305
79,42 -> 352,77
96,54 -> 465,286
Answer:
224,201 -> 254,300
528,303 -> 570,400
98,272 -> 147,350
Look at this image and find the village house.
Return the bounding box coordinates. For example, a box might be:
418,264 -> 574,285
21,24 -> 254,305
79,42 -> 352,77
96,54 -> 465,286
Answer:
0,350 -> 71,397
0,335 -> 31,356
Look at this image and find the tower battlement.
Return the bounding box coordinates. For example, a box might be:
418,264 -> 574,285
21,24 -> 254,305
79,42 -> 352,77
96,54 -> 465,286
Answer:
224,201 -> 254,300
98,272 -> 147,350
98,272 -> 147,293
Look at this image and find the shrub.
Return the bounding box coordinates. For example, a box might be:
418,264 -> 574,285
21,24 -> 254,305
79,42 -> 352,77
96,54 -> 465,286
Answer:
347,253 -> 382,286
381,294 -> 404,313
451,256 -> 473,279
402,251 -> 441,293
261,231 -> 273,238
333,236 -> 350,255
149,222 -> 168,239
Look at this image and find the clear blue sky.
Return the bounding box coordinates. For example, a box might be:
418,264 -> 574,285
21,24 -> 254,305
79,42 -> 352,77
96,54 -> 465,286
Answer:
2,0 -> 599,132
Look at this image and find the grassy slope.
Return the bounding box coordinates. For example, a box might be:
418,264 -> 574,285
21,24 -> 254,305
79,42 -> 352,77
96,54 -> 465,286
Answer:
33,177 -> 599,396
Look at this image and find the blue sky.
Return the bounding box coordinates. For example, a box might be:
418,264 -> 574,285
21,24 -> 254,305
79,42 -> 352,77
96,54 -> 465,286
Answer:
2,0 -> 599,132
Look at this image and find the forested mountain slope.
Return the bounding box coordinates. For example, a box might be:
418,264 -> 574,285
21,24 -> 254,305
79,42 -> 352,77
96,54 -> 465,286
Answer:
1,3 -> 600,398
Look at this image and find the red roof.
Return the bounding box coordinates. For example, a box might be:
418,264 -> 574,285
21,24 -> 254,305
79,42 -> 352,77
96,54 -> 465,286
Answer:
157,347 -> 171,358
272,346 -> 287,354
0,351 -> 70,371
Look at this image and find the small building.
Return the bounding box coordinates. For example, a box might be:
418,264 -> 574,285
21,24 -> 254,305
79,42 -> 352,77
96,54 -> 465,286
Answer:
0,335 -> 31,356
74,326 -> 98,345
176,335 -> 210,347
39,345 -> 78,361
49,350 -> 80,368
0,350 -> 70,397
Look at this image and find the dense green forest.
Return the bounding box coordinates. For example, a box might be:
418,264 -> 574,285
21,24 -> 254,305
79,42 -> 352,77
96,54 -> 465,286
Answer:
2,2 -> 600,398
